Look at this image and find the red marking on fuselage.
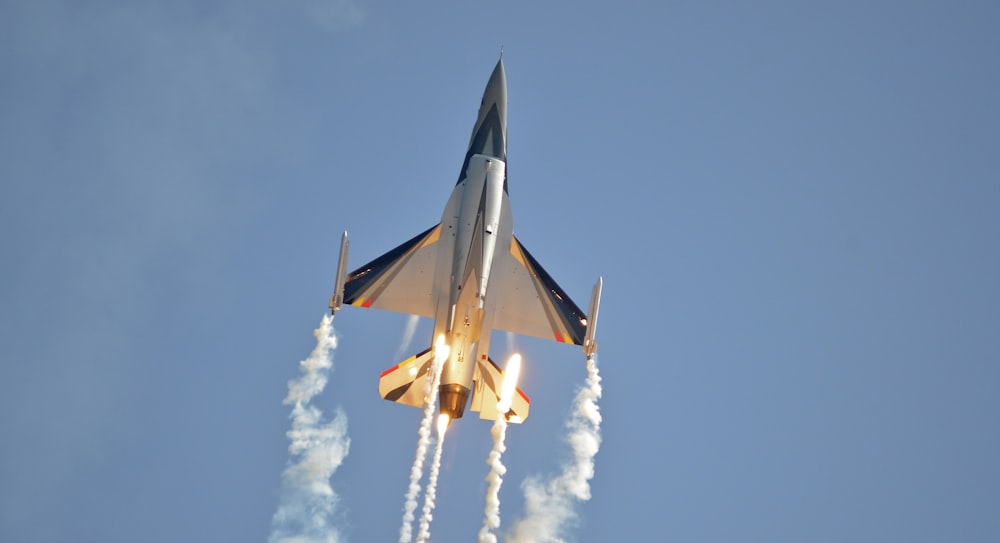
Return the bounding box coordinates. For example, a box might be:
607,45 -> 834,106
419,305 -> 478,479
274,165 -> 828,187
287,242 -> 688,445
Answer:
362,298 -> 374,308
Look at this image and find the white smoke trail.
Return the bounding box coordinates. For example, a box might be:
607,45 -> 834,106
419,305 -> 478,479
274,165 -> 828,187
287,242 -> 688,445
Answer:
478,417 -> 508,543
415,416 -> 449,543
399,339 -> 448,543
507,355 -> 603,543
479,354 -> 521,543
270,314 -> 351,543
393,314 -> 421,361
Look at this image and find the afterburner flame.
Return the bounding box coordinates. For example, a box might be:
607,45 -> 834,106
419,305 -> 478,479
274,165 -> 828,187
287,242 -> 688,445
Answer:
436,413 -> 450,436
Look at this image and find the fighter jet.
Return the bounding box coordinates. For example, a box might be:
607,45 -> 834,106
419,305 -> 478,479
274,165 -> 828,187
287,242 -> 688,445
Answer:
329,58 -> 601,425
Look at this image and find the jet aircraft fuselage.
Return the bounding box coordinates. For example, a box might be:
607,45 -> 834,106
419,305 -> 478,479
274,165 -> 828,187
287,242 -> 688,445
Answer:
330,59 -> 600,424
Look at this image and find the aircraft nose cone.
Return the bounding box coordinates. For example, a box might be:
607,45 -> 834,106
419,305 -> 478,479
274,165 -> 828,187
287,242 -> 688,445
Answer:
465,58 -> 507,161
483,58 -> 507,116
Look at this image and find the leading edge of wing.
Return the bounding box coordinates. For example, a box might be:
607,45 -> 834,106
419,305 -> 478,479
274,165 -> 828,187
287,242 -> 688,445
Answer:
342,224 -> 442,318
492,236 -> 588,345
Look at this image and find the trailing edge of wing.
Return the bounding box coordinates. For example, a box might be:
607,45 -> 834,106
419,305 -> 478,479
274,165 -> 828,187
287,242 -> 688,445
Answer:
342,224 -> 442,318
492,237 -> 588,345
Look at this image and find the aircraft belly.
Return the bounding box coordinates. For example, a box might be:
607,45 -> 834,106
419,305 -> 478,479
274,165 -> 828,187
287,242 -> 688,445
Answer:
340,59 -> 600,428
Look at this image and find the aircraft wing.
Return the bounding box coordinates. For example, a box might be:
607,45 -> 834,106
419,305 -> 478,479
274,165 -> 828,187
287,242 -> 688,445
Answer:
342,224 -> 443,318
491,236 -> 588,346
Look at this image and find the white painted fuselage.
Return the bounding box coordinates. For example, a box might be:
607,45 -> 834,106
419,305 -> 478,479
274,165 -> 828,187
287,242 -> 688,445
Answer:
432,154 -> 512,419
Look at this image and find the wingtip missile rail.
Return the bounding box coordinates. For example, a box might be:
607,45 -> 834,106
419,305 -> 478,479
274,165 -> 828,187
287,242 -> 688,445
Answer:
329,231 -> 350,315
583,276 -> 602,357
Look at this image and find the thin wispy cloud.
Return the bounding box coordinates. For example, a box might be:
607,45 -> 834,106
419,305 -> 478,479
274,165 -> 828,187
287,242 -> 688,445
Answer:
301,0 -> 366,31
394,315 -> 422,361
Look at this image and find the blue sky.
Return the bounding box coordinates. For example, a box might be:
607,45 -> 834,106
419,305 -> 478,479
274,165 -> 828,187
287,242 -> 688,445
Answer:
2,1 -> 998,541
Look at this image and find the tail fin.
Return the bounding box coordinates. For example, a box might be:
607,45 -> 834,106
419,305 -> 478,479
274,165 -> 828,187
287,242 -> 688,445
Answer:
379,347 -> 435,408
471,357 -> 530,423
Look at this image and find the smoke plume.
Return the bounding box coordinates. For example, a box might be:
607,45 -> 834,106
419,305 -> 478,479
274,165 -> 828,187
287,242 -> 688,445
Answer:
478,416 -> 509,543
270,314 -> 351,543
399,341 -> 448,543
393,314 -> 421,361
479,353 -> 521,542
415,416 -> 449,543
507,355 -> 603,543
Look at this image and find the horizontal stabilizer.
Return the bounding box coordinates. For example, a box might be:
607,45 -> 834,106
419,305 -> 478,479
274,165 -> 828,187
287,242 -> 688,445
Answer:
471,357 -> 530,423
378,347 -> 435,408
